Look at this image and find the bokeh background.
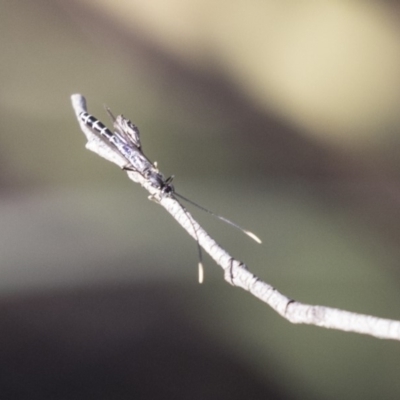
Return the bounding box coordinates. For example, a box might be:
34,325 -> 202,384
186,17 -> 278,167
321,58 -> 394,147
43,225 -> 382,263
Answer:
1,0 -> 400,399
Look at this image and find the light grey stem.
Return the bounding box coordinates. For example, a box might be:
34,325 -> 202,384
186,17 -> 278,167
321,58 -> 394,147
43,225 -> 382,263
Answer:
71,93 -> 400,341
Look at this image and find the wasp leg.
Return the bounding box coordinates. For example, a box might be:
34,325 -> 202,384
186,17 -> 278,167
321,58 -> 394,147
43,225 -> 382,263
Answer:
122,164 -> 137,172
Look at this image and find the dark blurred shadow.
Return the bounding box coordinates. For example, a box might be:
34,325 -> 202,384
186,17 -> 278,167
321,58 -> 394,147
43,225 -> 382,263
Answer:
0,284 -> 307,400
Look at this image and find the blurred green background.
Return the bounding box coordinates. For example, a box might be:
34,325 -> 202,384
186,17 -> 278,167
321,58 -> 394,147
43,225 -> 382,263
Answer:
1,0 -> 400,399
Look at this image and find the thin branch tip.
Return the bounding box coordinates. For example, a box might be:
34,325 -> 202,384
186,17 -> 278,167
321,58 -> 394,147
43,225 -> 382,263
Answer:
71,93 -> 87,115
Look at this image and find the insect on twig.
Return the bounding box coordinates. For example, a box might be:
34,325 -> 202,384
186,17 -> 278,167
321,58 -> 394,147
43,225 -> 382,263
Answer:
72,94 -> 400,341
78,106 -> 261,282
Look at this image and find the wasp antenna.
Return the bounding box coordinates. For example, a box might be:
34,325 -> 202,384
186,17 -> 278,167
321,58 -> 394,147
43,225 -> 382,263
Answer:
176,199 -> 205,283
198,262 -> 204,284
195,219 -> 204,283
243,230 -> 262,244
104,105 -> 116,122
174,192 -> 261,244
